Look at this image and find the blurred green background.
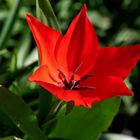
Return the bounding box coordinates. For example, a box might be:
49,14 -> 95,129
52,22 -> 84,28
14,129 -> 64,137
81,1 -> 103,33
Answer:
0,0 -> 140,139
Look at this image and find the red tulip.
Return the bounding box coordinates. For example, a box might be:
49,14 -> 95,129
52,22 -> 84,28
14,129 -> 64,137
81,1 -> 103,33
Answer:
26,5 -> 140,108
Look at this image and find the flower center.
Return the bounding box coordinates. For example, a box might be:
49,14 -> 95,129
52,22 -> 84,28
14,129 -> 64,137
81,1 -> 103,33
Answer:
58,62 -> 96,90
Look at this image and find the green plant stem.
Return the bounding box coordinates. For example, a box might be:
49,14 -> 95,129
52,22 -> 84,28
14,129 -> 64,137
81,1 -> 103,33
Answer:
0,0 -> 21,50
42,111 -> 65,132
44,100 -> 63,122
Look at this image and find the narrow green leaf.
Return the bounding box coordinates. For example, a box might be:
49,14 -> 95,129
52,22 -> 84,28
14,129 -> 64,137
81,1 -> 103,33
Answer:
17,30 -> 31,69
36,0 -> 48,25
0,136 -> 15,140
0,0 -> 21,50
100,133 -> 138,140
0,136 -> 21,140
50,98 -> 121,140
10,50 -> 17,72
38,0 -> 61,32
0,86 -> 47,140
24,48 -> 38,66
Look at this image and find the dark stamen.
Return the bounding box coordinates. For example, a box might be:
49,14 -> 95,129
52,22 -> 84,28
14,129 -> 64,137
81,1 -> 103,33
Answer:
58,69 -> 66,81
58,69 -> 69,87
57,62 -> 95,91
74,74 -> 92,87
81,74 -> 92,80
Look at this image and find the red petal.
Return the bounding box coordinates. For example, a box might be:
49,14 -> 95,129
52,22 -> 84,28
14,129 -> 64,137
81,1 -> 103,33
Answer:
36,82 -> 87,107
55,4 -> 99,80
28,66 -> 87,107
30,68 -> 132,108
78,76 -> 133,107
26,14 -> 62,78
92,45 -> 140,79
28,65 -> 60,85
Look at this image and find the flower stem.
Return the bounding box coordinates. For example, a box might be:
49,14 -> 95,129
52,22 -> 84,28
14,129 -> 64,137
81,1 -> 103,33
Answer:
44,100 -> 63,122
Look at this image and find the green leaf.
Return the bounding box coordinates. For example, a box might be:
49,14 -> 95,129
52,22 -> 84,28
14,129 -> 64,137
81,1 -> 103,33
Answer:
10,50 -> 17,73
0,0 -> 21,50
36,0 -> 48,25
38,0 -> 61,32
65,101 -> 74,115
0,86 -> 47,140
38,87 -> 53,125
0,136 -> 15,140
100,133 -> 138,140
0,136 -> 21,140
17,30 -> 31,69
49,97 -> 121,140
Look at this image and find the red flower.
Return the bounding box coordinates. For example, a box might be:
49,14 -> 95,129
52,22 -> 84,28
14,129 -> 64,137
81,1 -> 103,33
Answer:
26,5 -> 140,108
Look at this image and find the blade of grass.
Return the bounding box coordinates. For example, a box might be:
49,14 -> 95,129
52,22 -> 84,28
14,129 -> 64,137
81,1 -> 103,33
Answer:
38,0 -> 61,32
36,0 -> 48,25
0,0 -> 21,50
